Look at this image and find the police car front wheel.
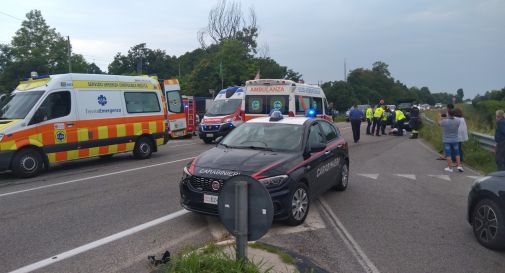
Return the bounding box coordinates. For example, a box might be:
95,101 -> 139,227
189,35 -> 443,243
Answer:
12,148 -> 44,178
133,137 -> 153,159
286,183 -> 310,226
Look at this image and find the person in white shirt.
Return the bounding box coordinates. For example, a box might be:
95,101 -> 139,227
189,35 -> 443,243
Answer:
453,108 -> 468,162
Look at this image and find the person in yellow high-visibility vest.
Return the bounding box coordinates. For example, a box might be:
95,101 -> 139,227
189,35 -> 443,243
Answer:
366,106 -> 374,135
381,106 -> 391,135
395,109 -> 406,136
371,105 -> 384,136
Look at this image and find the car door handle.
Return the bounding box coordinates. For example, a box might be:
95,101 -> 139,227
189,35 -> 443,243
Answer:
337,144 -> 343,148
324,150 -> 331,155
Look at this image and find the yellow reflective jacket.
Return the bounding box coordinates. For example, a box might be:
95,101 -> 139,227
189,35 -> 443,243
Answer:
382,111 -> 390,121
395,110 -> 406,121
366,108 -> 373,119
373,107 -> 384,118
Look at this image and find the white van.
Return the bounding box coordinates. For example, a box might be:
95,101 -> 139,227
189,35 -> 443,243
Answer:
0,73 -> 168,177
244,79 -> 332,121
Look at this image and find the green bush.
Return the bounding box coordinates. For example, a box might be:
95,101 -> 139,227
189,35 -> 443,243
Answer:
473,100 -> 505,131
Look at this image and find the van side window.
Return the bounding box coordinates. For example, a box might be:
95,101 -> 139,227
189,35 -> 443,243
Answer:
31,91 -> 71,124
320,121 -> 338,142
312,97 -> 323,114
125,92 -> 161,113
295,96 -> 310,114
166,91 -> 183,113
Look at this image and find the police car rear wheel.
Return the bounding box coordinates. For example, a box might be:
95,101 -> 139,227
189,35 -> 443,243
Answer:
12,149 -> 43,178
133,137 -> 153,159
334,163 -> 349,191
286,183 -> 310,226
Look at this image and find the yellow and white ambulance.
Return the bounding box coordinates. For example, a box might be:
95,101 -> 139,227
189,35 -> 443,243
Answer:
163,79 -> 192,138
0,73 -> 168,177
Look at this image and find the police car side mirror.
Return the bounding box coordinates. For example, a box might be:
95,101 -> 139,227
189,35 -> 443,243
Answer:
309,142 -> 326,153
215,136 -> 224,144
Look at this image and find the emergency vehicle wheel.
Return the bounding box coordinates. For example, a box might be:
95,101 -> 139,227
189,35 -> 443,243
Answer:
133,137 -> 153,159
286,183 -> 310,226
334,162 -> 349,191
12,148 -> 43,178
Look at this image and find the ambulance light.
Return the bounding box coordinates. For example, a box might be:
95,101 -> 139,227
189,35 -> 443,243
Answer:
269,110 -> 283,121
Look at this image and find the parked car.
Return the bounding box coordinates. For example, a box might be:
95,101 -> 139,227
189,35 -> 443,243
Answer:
467,172 -> 505,250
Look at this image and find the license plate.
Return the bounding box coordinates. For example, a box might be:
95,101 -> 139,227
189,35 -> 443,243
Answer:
203,194 -> 218,205
174,130 -> 185,137
206,133 -> 214,138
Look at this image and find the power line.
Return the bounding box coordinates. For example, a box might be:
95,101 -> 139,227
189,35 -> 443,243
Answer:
0,11 -> 23,21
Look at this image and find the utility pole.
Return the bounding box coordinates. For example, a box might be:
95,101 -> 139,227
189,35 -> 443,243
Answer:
344,58 -> 347,82
67,36 -> 72,73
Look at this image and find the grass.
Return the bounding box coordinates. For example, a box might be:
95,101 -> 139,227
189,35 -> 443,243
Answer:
419,121 -> 497,174
250,242 -> 296,265
162,242 -> 301,273
333,115 -> 348,122
423,104 -> 495,135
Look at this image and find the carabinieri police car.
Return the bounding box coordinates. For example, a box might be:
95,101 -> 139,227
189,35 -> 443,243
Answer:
179,111 -> 349,226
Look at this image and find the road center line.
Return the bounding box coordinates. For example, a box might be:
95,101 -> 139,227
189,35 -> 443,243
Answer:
319,198 -> 381,273
8,209 -> 190,273
0,157 -> 195,198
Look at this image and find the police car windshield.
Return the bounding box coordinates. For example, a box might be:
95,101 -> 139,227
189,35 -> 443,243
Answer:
0,91 -> 44,120
206,99 -> 241,117
221,122 -> 304,152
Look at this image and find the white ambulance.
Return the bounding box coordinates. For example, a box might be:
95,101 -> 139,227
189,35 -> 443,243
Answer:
0,73 -> 168,177
244,79 -> 332,120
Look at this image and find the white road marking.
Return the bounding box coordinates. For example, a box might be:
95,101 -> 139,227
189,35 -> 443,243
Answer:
0,157 -> 195,198
319,198 -> 381,273
467,176 -> 482,180
357,173 -> 379,180
428,175 -> 451,182
394,174 -> 416,180
9,209 -> 190,273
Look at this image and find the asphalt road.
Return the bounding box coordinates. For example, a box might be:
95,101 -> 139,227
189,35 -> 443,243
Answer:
0,122 -> 504,273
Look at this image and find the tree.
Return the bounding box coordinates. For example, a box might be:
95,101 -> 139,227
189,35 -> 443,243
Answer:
284,69 -> 302,82
456,88 -> 464,103
198,0 -> 258,53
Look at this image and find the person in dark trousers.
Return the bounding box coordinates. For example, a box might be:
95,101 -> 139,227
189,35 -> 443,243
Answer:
349,104 -> 365,143
372,105 -> 384,136
495,110 -> 505,171
366,106 -> 373,135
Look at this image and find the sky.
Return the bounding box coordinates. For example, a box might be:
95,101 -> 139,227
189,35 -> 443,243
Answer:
0,0 -> 504,99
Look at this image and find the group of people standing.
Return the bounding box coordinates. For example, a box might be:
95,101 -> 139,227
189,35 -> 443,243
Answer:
348,100 -> 420,143
437,104 -> 468,172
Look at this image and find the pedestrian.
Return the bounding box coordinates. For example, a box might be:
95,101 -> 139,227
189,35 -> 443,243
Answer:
394,108 -> 406,136
453,108 -> 468,162
438,109 -> 463,172
381,106 -> 390,135
495,110 -> 505,171
409,106 -> 422,139
366,106 -> 373,135
349,104 -> 365,143
372,104 -> 384,136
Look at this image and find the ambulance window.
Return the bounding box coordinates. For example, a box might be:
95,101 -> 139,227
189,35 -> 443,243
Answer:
323,99 -> 330,115
268,95 -> 289,114
296,96 -> 310,114
245,95 -> 266,114
320,121 -> 338,142
125,92 -> 161,113
31,91 -> 71,124
166,91 -> 183,113
312,97 -> 323,114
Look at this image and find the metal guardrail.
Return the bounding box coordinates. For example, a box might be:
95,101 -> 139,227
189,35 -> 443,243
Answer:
420,113 -> 496,152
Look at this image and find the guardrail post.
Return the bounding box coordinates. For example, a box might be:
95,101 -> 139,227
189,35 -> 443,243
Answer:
235,180 -> 248,262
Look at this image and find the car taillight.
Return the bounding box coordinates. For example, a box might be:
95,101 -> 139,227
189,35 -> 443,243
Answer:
288,111 -> 295,117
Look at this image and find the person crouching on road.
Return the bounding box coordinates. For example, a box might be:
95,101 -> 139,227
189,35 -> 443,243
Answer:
349,103 -> 365,143
394,108 -> 406,136
366,106 -> 373,135
438,109 -> 463,172
372,104 -> 384,136
495,110 -> 505,171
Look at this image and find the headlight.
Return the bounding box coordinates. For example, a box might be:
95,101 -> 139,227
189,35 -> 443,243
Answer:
182,166 -> 193,180
259,175 -> 288,187
0,133 -> 4,142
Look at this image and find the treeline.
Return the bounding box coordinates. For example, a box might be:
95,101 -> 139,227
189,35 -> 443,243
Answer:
321,61 -> 464,111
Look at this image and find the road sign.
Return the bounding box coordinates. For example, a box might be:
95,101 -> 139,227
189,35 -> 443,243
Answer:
218,175 -> 274,260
